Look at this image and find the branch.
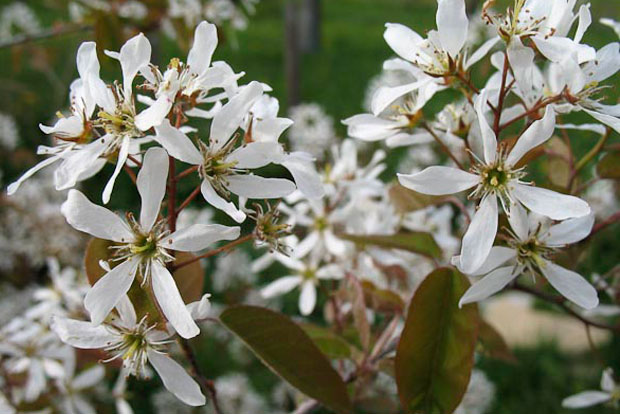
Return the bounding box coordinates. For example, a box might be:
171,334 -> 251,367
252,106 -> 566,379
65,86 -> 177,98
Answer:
0,24 -> 92,49
511,283 -> 620,332
493,52 -> 510,136
499,95 -> 563,130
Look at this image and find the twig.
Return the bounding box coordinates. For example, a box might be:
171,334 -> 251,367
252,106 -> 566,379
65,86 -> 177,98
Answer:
499,94 -> 563,130
123,165 -> 137,184
588,211 -> 620,238
511,283 -> 620,332
423,124 -> 465,170
493,52 -> 510,136
176,165 -> 199,180
176,185 -> 202,215
171,234 -> 255,271
178,338 -> 223,414
0,24 -> 92,49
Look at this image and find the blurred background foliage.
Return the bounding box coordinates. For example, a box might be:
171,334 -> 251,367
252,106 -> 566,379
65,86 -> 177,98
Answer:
0,0 -> 619,413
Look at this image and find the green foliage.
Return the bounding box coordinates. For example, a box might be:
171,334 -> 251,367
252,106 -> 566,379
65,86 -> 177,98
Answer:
395,268 -> 479,414
338,232 -> 442,259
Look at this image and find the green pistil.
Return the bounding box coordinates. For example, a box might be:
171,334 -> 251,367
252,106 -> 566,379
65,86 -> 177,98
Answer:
302,269 -> 316,281
483,166 -> 511,189
130,234 -> 158,257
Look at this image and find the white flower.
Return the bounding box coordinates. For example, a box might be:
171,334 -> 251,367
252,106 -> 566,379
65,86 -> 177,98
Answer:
398,91 -> 590,273
135,21 -> 241,131
287,103 -> 334,158
584,180 -> 618,220
61,147 -> 240,338
458,205 -> 598,310
153,82 -> 298,222
51,299 -> 207,406
55,353 -> 105,414
260,254 -> 343,315
563,368 -> 619,409
0,2 -> 41,42
0,112 -> 18,150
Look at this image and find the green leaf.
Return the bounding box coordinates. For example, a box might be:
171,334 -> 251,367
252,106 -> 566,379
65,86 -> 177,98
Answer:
395,268 -> 479,414
301,323 -> 352,360
221,306 -> 353,414
597,150 -> 620,179
478,319 -> 517,363
338,232 -> 442,259
361,280 -> 405,314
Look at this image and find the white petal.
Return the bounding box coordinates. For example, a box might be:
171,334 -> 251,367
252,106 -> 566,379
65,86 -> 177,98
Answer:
61,190 -> 133,242
601,368 -> 616,393
186,294 -> 211,320
293,231 -> 321,259
316,264 -> 344,280
55,136 -> 111,190
459,266 -> 517,307
582,108 -> 620,135
137,147 -> 169,232
151,262 -> 199,339
210,82 -> 263,150
73,365 -> 105,390
506,38 -> 536,99
147,350 -> 206,406
541,261 -> 598,309
102,137 -> 130,204
459,195 -> 498,274
532,36 -> 595,64
383,23 -> 423,62
118,33 -> 151,97
51,317 -> 116,349
299,281 -> 317,316
227,142 -> 283,169
386,131 -> 434,147
280,153 -> 325,199
153,119 -> 203,164
465,36 -> 500,69
543,213 -> 594,246
162,224 -> 240,252
226,175 -> 296,198
200,180 -> 246,223
512,184 -> 591,220
260,276 -> 303,298
135,95 -> 173,131
508,201 -> 529,242
343,114 -> 401,141
506,106 -> 555,166
562,391 -> 610,408
187,21 -> 218,76
436,0 -> 468,58
573,5 -> 592,44
456,246 -> 517,276
7,155 -> 62,195
474,89 -> 497,164
371,81 -> 424,116
84,258 -> 138,325
324,230 -> 347,256
397,166 -> 479,195
76,42 -> 100,81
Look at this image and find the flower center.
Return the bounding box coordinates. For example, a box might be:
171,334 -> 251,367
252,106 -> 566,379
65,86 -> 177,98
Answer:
302,268 -> 317,281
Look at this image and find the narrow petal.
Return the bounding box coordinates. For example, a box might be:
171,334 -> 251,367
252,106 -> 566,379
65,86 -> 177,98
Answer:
118,33 -> 151,97
508,202 -> 529,242
73,365 -> 105,390
151,262 -> 199,339
582,108 -> 620,135
397,166 -> 479,195
135,95 -> 173,131
186,294 -> 211,320
459,195 -> 498,274
153,119 -> 203,164
437,0 -> 468,58
541,261 -> 599,310
51,317 -> 116,349
102,137 -> 130,204
459,266 -> 517,307
299,281 -> 317,315
7,155 -> 61,195
187,21 -> 218,76
84,258 -> 138,325
226,175 -> 296,199
474,89 -> 497,164
506,106 -> 555,166
162,224 -> 240,252
543,213 -> 594,246
279,153 -> 325,199
147,350 -> 206,406
316,264 -> 344,280
200,180 -> 246,223
532,36 -> 595,64
210,82 -> 263,150
455,246 -> 517,276
137,147 -> 169,232
261,276 -> 303,298
465,36 -> 500,69
371,81 -> 424,116
512,184 -> 591,220
55,136 -> 111,190
61,190 -> 133,242
227,142 -> 282,169
562,391 -> 610,408
383,23 -> 423,62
